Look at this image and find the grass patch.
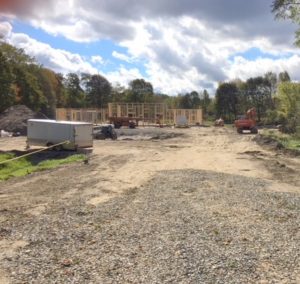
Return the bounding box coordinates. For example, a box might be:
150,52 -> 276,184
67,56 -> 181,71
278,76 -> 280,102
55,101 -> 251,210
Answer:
261,129 -> 300,151
0,152 -> 85,181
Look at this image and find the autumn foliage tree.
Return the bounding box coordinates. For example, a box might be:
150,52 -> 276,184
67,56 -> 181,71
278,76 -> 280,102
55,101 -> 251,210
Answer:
0,49 -> 14,112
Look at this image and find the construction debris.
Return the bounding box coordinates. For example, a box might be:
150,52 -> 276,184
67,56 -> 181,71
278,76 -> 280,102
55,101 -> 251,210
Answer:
0,130 -> 12,138
0,105 -> 46,136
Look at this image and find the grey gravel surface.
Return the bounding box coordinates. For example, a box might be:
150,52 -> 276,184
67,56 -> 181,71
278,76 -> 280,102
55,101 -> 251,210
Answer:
2,169 -> 300,283
115,128 -> 185,140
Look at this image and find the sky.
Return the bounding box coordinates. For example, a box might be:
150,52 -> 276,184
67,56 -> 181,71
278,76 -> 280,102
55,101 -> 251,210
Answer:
0,0 -> 299,95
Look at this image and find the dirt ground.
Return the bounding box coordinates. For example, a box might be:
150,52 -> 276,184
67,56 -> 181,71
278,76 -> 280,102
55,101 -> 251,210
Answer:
0,127 -> 299,283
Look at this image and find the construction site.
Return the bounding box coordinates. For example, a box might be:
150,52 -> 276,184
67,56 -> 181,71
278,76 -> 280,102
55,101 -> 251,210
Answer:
0,105 -> 299,284
56,102 -> 203,127
2,0 -> 300,281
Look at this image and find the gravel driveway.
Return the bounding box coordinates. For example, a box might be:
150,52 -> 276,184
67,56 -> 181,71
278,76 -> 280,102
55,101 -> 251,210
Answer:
2,169 -> 299,283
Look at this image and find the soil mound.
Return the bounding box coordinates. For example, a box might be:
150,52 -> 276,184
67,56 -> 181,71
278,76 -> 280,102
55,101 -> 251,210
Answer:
0,105 -> 47,135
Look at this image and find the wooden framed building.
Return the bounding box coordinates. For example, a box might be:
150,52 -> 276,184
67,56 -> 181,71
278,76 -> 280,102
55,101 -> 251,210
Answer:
56,103 -> 203,126
56,108 -> 108,124
108,103 -> 202,125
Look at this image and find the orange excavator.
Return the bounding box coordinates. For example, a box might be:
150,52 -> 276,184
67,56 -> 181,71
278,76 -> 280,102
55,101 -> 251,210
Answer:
234,107 -> 258,134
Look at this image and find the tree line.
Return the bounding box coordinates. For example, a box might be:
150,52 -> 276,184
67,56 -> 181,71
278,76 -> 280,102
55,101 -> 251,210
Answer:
0,42 -> 299,133
0,42 -> 211,117
215,71 -> 299,133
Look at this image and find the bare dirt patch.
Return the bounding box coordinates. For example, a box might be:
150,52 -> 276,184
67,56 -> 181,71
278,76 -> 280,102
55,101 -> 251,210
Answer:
0,127 -> 299,283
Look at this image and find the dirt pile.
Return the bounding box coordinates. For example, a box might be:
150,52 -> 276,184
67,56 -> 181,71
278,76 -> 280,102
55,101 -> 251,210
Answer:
0,105 -> 46,135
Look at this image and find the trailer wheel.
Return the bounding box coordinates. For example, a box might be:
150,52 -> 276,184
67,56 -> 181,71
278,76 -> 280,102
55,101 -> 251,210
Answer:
111,131 -> 117,140
237,128 -> 243,134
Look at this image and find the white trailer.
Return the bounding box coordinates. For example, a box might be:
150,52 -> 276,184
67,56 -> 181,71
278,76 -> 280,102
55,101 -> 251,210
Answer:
27,119 -> 93,150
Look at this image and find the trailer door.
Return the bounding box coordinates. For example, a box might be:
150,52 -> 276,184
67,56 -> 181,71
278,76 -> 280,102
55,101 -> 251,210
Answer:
74,124 -> 93,148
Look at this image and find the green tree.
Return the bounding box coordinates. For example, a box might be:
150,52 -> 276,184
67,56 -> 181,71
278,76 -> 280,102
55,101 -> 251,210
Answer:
152,93 -> 170,104
164,95 -> 181,109
264,71 -> 278,96
0,42 -> 44,111
177,91 -> 202,109
200,89 -> 211,116
0,49 -> 14,112
64,73 -> 85,108
34,67 -> 58,117
190,91 -> 201,108
207,98 -> 216,118
215,82 -> 239,121
272,0 -> 300,45
127,79 -> 154,102
179,93 -> 193,108
111,83 -> 127,102
55,73 -> 68,108
279,71 -> 291,82
244,76 -> 274,121
14,65 -> 46,111
82,74 -> 112,108
0,42 -> 35,67
277,82 -> 300,133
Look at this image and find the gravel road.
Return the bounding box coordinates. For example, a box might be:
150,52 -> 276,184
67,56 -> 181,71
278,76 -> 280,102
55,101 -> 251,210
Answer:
0,127 -> 299,283
1,170 -> 299,283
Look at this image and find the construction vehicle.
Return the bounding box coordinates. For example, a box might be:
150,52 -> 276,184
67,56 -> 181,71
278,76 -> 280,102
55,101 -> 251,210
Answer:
234,108 -> 258,134
109,115 -> 139,129
93,125 -> 117,140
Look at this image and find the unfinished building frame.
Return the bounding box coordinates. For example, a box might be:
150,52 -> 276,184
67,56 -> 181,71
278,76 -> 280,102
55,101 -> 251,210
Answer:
56,108 -> 108,124
56,103 -> 203,125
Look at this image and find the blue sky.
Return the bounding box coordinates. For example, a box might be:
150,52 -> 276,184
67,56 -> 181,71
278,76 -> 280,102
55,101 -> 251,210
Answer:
229,47 -> 294,62
0,0 -> 299,94
12,20 -> 148,76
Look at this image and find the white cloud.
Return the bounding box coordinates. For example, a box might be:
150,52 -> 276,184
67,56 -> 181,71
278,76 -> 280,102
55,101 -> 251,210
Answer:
117,17 -> 300,93
1,0 -> 300,94
228,55 -> 300,81
91,55 -> 104,64
0,21 -> 12,38
31,19 -> 101,43
106,66 -> 143,86
112,51 -> 133,63
8,32 -> 98,74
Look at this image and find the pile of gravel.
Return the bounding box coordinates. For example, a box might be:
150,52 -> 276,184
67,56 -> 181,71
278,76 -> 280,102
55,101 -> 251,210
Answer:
1,170 -> 299,283
0,105 -> 46,135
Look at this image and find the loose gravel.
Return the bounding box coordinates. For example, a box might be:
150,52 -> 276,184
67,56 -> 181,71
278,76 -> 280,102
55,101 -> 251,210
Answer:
115,128 -> 185,140
1,170 -> 300,283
